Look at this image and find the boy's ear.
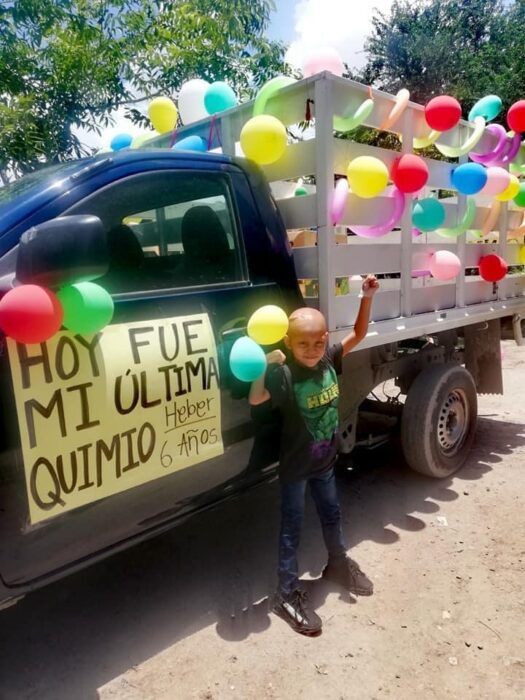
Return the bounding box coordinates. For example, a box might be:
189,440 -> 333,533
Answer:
284,334 -> 292,349
323,331 -> 328,341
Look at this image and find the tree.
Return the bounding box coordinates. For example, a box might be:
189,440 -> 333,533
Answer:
0,0 -> 288,181
362,0 -> 516,110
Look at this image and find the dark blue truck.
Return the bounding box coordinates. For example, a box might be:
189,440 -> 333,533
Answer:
0,141 -> 510,609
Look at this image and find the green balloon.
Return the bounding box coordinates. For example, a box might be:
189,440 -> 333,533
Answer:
294,186 -> 308,196
513,183 -> 525,208
58,282 -> 114,335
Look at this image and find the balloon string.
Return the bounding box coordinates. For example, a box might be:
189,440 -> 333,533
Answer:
305,99 -> 314,121
208,115 -> 222,151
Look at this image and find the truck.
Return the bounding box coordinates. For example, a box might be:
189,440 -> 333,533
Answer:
1,72 -> 524,609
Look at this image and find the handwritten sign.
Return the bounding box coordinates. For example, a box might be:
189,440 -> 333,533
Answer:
7,314 -> 223,524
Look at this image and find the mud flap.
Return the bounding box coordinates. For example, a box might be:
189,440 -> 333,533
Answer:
464,319 -> 503,395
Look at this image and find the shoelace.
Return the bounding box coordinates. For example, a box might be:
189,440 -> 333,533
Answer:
291,589 -> 309,616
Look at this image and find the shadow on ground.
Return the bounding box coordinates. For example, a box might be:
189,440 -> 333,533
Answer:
0,417 -> 523,700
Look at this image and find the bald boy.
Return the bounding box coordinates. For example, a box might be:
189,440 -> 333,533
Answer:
250,274 -> 379,635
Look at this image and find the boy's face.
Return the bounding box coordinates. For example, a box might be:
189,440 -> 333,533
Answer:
285,327 -> 328,368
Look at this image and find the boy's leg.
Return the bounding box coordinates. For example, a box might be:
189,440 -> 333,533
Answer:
277,479 -> 307,597
309,467 -> 374,596
273,478 -> 322,635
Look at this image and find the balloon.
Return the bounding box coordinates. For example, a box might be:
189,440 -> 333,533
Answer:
349,186 -> 405,238
110,133 -> 133,151
333,98 -> 374,132
131,132 -> 156,149
229,336 -> 267,382
451,163 -> 487,195
240,115 -> 287,165
507,100 -> 525,133
425,95 -> 461,131
496,174 -> 520,201
172,135 -> 208,152
470,124 -> 508,164
248,305 -> 289,345
519,245 -> 525,265
468,95 -> 502,122
435,116 -> 485,158
381,88 -> 410,131
57,282 -> 114,335
147,97 -> 178,133
391,154 -> 429,193
303,47 -> 344,77
0,285 -> 63,344
346,156 -> 389,199
479,254 -> 508,282
204,81 -> 237,115
513,183 -> 525,208
412,198 -> 446,231
253,76 -> 297,117
178,79 -> 210,124
429,250 -> 461,281
480,166 -> 511,196
436,198 -> 476,239
330,178 -> 349,224
495,132 -> 522,167
294,186 -> 308,196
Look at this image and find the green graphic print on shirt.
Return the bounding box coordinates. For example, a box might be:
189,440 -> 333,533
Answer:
293,364 -> 339,442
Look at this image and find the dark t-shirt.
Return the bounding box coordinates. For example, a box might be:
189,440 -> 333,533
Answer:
265,343 -> 343,483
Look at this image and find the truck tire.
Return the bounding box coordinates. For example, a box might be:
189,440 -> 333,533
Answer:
401,364 -> 477,478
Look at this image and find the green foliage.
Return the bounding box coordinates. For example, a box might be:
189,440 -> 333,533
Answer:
0,0 -> 288,180
362,0 -> 524,112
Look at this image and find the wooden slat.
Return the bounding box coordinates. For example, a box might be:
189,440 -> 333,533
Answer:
261,139 -> 316,182
334,290 -> 401,326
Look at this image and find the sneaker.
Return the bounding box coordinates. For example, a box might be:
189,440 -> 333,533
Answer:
322,555 -> 374,596
272,589 -> 322,636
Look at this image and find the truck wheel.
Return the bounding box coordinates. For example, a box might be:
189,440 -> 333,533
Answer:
401,364 -> 477,478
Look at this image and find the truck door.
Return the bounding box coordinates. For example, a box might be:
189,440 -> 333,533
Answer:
0,166 -> 284,585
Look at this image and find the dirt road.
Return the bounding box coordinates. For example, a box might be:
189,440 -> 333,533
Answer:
1,342 -> 524,700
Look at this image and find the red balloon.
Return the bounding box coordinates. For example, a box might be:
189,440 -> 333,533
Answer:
391,154 -> 429,193
425,95 -> 462,131
479,254 -> 507,283
0,285 -> 63,344
507,100 -> 525,133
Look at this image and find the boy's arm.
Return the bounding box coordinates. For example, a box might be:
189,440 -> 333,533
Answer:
340,275 -> 379,356
248,349 -> 286,406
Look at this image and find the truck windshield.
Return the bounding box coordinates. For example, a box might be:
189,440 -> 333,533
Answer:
0,162 -> 79,210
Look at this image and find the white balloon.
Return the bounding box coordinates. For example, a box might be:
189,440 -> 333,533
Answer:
178,79 -> 210,124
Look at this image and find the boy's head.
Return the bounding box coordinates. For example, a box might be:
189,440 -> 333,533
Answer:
284,307 -> 328,368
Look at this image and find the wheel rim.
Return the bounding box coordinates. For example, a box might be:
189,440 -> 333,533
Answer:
437,388 -> 470,456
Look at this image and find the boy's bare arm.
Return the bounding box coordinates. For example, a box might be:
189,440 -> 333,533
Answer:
248,349 -> 286,405
340,274 -> 379,356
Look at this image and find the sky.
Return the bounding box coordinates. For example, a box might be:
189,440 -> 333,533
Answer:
82,0 -> 396,150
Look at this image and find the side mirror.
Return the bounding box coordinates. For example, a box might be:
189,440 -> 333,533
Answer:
16,215 -> 109,288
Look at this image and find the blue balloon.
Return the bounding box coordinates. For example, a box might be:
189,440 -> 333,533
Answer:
229,337 -> 267,382
110,133 -> 133,151
451,163 -> 487,195
204,81 -> 237,115
468,95 -> 502,123
412,198 -> 446,231
172,135 -> 208,152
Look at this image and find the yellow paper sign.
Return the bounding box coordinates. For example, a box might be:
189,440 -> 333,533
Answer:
7,314 -> 223,524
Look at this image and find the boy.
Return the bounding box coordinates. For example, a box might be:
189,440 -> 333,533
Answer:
249,275 -> 379,635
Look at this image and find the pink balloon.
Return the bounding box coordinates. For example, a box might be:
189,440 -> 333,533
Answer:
331,178 -> 349,224
470,124 -> 507,164
303,47 -> 344,77
480,166 -> 511,196
429,250 -> 461,281
349,187 -> 405,238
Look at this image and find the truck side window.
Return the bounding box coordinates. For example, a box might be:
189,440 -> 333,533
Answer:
67,171 -> 246,293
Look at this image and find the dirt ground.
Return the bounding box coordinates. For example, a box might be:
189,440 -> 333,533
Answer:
1,342 -> 524,700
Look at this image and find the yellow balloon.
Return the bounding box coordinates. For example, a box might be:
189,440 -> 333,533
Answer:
240,115 -> 287,165
519,245 -> 525,265
248,305 -> 289,345
148,97 -> 178,134
496,174 -> 520,202
131,132 -> 156,149
346,156 -> 389,198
